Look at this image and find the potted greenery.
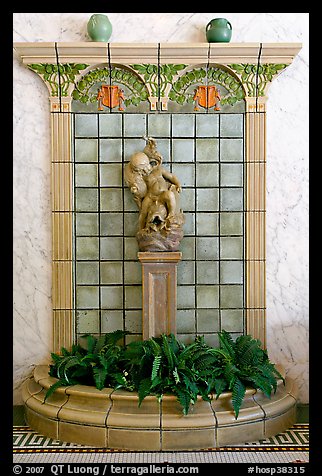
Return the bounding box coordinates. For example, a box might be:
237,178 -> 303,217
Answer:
46,329 -> 284,418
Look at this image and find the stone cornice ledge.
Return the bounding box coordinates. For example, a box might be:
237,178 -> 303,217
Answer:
13,42 -> 302,65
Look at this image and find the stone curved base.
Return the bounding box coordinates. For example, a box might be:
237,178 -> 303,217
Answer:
22,365 -> 297,450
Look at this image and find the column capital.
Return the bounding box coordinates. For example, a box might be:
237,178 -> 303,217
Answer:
138,251 -> 182,264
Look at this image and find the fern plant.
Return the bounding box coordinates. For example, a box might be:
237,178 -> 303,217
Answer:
208,330 -> 285,418
45,330 -> 131,400
121,333 -> 224,415
45,329 -> 284,419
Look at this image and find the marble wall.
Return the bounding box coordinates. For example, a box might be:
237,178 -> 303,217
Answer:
13,13 -> 309,404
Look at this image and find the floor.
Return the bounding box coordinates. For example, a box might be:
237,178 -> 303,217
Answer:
13,423 -> 309,464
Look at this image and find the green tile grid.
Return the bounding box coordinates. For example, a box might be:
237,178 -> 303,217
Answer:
73,112 -> 245,343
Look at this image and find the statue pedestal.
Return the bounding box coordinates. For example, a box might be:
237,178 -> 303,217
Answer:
138,252 -> 182,339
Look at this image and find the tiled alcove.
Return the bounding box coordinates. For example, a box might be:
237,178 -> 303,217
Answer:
74,111 -> 245,346
13,42 -> 302,353
14,40 -> 303,450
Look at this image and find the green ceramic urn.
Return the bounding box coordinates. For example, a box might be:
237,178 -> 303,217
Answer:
206,18 -> 232,43
87,14 -> 112,42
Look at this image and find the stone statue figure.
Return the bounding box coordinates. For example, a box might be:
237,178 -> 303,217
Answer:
124,137 -> 185,251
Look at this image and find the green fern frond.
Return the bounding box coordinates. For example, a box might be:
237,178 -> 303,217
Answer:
172,367 -> 180,384
138,378 -> 153,406
231,378 -> 246,419
223,361 -> 239,387
248,374 -> 273,398
218,330 -> 236,358
104,329 -> 129,346
151,355 -> 162,382
61,347 -> 72,357
93,366 -> 108,390
44,379 -> 68,401
81,334 -> 97,354
213,378 -> 227,398
161,334 -> 176,369
175,388 -> 192,415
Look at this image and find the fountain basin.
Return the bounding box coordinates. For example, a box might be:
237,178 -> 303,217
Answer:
22,365 -> 297,449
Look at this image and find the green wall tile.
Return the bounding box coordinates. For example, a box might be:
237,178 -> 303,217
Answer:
176,309 -> 196,333
75,188 -> 98,212
124,138 -> 146,161
100,164 -> 123,186
154,138 -> 171,163
76,213 -> 99,236
220,237 -> 243,260
196,237 -> 219,260
101,286 -> 123,309
75,114 -> 98,137
196,163 -> 219,187
196,309 -> 219,333
220,188 -> 243,211
196,285 -> 219,308
202,334 -> 219,347
124,213 -> 138,236
177,286 -> 195,308
124,188 -> 139,211
76,237 -> 99,260
172,114 -> 194,137
172,139 -> 194,162
220,163 -> 243,187
196,139 -> 219,162
176,334 -> 195,345
75,139 -> 98,162
77,310 -> 100,333
100,188 -> 123,211
180,237 -> 195,260
100,213 -> 123,236
220,261 -> 243,284
125,310 -> 142,333
75,164 -> 98,187
183,212 -> 195,235
196,114 -> 219,137
220,114 -> 243,137
177,261 -> 195,285
76,286 -> 99,309
124,238 -> 139,260
196,261 -> 219,284
196,213 -> 218,236
221,309 -> 244,332
124,261 -> 142,284
100,262 -> 123,284
124,114 -> 147,137
180,188 -> 195,211
220,212 -> 243,235
125,286 -> 142,309
99,114 -> 122,137
101,310 -> 123,332
100,139 -> 122,162
76,262 -> 99,284
171,164 -> 195,187
220,285 -> 243,308
220,138 -> 243,162
100,237 -> 123,260
197,188 -> 219,211
148,114 -> 171,137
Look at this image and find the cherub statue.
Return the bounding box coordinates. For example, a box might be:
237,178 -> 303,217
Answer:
124,137 -> 185,251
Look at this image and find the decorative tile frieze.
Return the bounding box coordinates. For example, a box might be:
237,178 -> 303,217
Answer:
25,60 -> 288,111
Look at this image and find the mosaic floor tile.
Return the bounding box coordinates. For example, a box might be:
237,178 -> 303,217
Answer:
13,424 -> 309,464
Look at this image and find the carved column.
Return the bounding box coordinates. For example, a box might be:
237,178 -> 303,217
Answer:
138,252 -> 182,339
51,98 -> 74,353
244,96 -> 267,347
